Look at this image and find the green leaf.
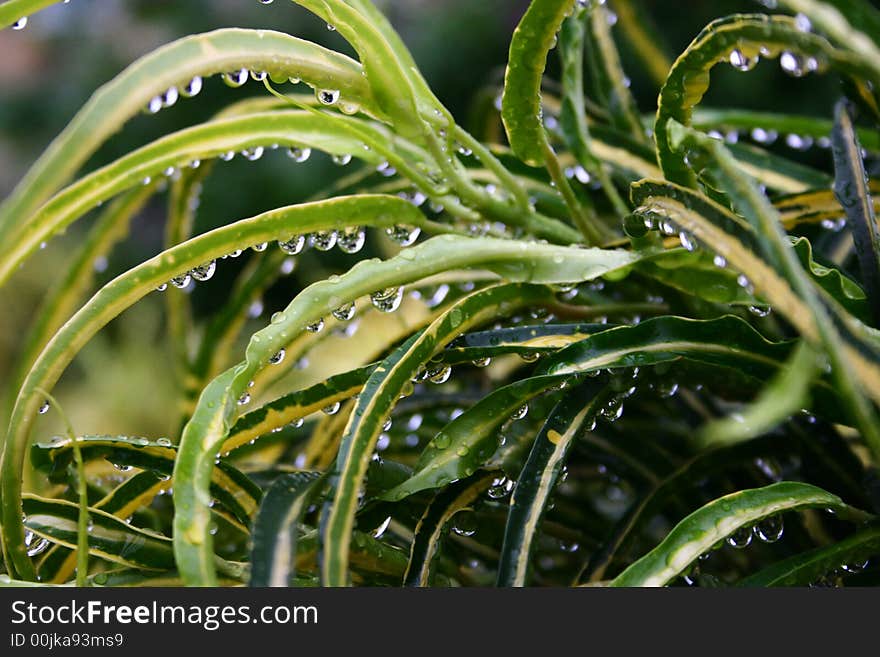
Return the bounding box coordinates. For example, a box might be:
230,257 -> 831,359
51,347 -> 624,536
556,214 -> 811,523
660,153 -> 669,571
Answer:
249,472 -> 323,587
655,14 -> 880,187
23,495 -> 175,572
497,380 -> 611,586
30,435 -> 261,526
320,283 -> 553,586
700,341 -> 820,447
0,28 -> 379,241
405,472 -> 496,587
1,194 -> 426,579
502,0 -> 576,166
170,235 -> 636,586
609,482 -> 871,587
0,111 -> 421,287
831,99 -> 880,323
738,522 -> 880,587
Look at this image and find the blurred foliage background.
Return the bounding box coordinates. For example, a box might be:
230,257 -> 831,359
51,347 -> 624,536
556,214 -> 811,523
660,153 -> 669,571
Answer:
0,0 -> 869,443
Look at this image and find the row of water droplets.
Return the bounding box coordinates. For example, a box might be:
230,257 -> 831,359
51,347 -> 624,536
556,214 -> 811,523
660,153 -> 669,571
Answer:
155,223 -> 421,293
637,203 -> 776,317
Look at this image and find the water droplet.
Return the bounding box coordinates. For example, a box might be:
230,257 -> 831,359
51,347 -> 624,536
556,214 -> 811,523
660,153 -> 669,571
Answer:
171,273 -> 191,288
156,437 -> 172,447
487,476 -> 514,499
38,400 -> 50,415
656,381 -> 679,398
750,127 -> 778,144
26,537 -> 49,557
311,230 -> 337,251
146,96 -> 163,114
748,304 -> 771,317
251,242 -> 268,252
222,68 -> 249,87
242,146 -> 264,161
728,48 -> 758,72
727,526 -> 753,548
338,226 -> 365,253
794,12 -> 812,32
332,153 -> 352,166
332,301 -> 356,321
250,70 -> 267,82
269,349 -> 285,365
385,224 -> 421,246
190,260 -> 216,282
322,401 -> 341,415
317,88 -> 340,105
279,234 -> 306,255
219,151 -> 236,162
736,273 -> 754,294
373,516 -> 392,539
780,51 -> 806,77
181,76 -> 203,98
287,147 -> 312,162
679,231 -> 697,251
156,283 -> 168,292
511,404 -> 529,421
306,318 -> 324,333
238,392 -> 251,405
599,398 -> 624,422
370,286 -> 403,313
451,510 -> 477,536
713,254 -> 727,268
785,133 -> 813,150
841,559 -> 870,574
12,17 -> 28,30
753,515 -> 784,543
427,365 -> 452,384
472,357 -> 491,368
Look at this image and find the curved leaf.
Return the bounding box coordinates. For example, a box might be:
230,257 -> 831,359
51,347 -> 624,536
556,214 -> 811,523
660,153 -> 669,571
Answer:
609,482 -> 870,587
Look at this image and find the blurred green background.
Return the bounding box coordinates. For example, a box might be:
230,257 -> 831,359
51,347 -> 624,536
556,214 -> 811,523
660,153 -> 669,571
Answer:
0,0 -> 868,440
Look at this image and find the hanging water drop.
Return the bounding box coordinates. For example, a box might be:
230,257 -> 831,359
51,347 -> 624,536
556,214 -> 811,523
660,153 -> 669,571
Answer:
181,76 -> 203,98
287,147 -> 311,162
252,242 -> 268,252
322,401 -> 341,415
427,365 -> 452,384
222,69 -> 249,87
678,231 -> 697,251
279,234 -> 306,255
219,151 -> 236,162
385,224 -> 422,246
713,254 -> 727,268
332,153 -> 352,166
451,509 -> 477,537
311,230 -> 338,251
332,301 -> 356,321
728,48 -> 758,72
338,226 -> 365,253
269,349 -> 286,365
38,400 -> 50,415
190,260 -> 216,282
780,51 -> 806,77
472,356 -> 491,368
306,318 -> 324,333
12,17 -> 28,30
370,286 -> 404,313
753,515 -> 784,543
250,70 -> 267,82
511,404 -> 529,421
727,526 -> 753,548
487,476 -> 514,499
242,146 -> 264,161
146,96 -> 163,114
237,392 -> 251,406
748,304 -> 771,318
317,89 -> 340,105
171,273 -> 191,288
